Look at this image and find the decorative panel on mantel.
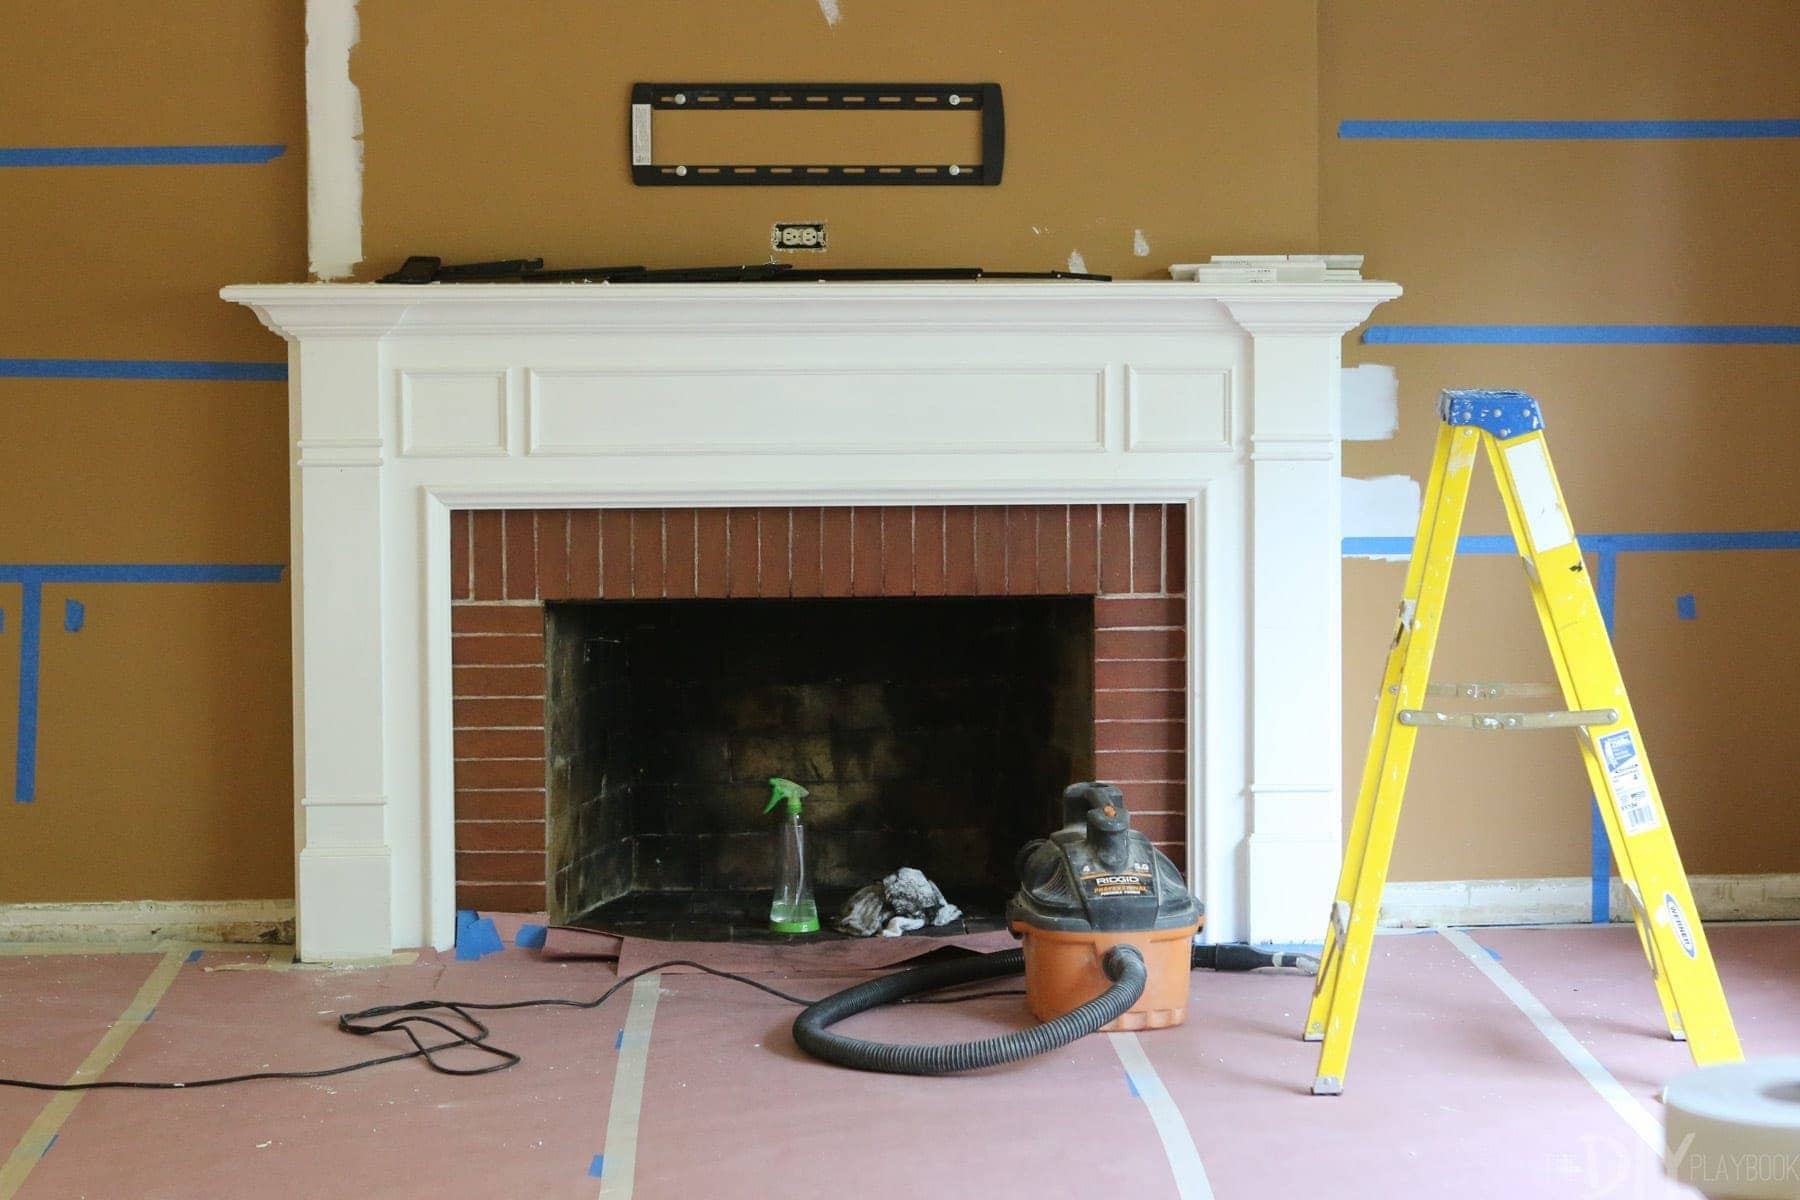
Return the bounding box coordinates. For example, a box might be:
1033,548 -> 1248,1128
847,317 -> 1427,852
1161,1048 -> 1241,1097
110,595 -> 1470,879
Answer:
449,503 -> 1189,913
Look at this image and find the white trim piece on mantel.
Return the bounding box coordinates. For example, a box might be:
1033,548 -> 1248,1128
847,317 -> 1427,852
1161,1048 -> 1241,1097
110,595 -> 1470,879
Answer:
223,278 -> 1401,959
0,899 -> 295,945
1379,875 -> 1800,927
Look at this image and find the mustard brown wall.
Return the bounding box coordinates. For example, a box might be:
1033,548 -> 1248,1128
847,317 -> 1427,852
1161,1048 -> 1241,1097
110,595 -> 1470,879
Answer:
351,0 -> 1322,281
0,4 -> 303,901
1325,2 -> 1800,879
2,2 -> 1794,905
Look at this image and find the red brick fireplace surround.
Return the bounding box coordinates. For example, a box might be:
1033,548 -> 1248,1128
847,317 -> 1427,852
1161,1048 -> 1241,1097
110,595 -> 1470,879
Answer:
450,503 -> 1189,914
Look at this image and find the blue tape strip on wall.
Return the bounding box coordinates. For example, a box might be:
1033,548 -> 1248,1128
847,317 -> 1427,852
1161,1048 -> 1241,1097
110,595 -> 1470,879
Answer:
1363,325 -> 1800,346
0,358 -> 287,382
3,563 -> 286,802
1339,119 -> 1800,140
0,144 -> 286,167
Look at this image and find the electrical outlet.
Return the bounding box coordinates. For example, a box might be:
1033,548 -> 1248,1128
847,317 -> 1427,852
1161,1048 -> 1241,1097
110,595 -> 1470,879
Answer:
772,222 -> 827,252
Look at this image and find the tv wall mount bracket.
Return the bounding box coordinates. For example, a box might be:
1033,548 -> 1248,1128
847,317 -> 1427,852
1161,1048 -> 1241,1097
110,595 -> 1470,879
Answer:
629,82 -> 1004,186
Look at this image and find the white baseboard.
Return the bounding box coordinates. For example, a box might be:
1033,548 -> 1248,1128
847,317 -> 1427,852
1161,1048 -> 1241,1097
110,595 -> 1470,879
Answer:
1379,874 -> 1800,927
0,899 -> 295,945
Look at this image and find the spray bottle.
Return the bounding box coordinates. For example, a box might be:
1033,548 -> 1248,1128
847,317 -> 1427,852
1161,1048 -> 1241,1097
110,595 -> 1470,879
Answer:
764,777 -> 820,933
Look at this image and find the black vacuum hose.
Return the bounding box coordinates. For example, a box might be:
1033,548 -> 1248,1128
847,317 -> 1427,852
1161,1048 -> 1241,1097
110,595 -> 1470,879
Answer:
792,944 -> 1147,1075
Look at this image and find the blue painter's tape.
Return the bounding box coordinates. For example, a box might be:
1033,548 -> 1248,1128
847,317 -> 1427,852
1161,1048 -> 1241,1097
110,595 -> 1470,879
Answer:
454,911 -> 505,961
1345,530 -> 1800,559
1677,593 -> 1698,620
1481,945 -> 1503,962
1594,531 -> 1800,553
614,1029 -> 625,1050
588,1154 -> 605,1179
0,358 -> 287,382
1439,388 -> 1544,438
63,600 -> 84,633
1126,1074 -> 1141,1097
15,585 -> 41,803
1343,534 -> 1517,557
144,1007 -> 156,1022
40,1133 -> 57,1159
0,609 -> 5,634
1590,800 -> 1612,925
185,948 -> 203,963
3,563 -> 286,804
1592,550 -> 1618,925
1339,119 -> 1800,140
515,923 -> 547,949
0,564 -> 286,584
0,144 -> 287,167
1364,325 -> 1800,346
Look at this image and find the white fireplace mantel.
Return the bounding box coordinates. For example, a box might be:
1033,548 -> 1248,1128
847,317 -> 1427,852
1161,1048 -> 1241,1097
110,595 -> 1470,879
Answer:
223,279 -> 1399,960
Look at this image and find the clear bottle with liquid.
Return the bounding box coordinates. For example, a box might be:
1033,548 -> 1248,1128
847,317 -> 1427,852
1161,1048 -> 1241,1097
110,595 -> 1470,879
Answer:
765,778 -> 820,933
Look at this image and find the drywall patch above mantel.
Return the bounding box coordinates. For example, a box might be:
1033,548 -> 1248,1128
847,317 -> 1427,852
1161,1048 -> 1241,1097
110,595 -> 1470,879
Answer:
306,0 -> 362,280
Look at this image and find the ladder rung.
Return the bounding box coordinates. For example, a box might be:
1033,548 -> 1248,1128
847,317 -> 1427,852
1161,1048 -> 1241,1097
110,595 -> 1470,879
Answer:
1396,708 -> 1620,731
1422,681 -> 1560,701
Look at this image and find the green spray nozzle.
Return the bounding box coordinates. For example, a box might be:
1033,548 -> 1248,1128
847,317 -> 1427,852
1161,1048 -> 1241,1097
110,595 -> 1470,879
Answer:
764,777 -> 809,816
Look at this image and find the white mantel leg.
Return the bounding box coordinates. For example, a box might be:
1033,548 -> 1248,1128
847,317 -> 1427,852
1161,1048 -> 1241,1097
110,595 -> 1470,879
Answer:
1241,330 -> 1346,943
290,338 -> 392,960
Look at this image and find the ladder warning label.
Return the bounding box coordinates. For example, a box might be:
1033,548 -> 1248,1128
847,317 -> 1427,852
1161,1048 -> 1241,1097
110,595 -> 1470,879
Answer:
1597,730 -> 1660,836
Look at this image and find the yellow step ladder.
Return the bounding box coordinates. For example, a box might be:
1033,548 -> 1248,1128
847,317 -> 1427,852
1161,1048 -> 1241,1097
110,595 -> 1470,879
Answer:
1305,388 -> 1742,1095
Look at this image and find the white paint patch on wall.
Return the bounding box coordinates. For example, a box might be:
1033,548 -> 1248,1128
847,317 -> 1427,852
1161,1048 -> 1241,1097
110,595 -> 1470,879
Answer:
1067,250 -> 1088,274
305,0 -> 364,280
1341,474 -> 1421,561
1132,229 -> 1151,257
817,0 -> 843,26
1340,363 -> 1399,441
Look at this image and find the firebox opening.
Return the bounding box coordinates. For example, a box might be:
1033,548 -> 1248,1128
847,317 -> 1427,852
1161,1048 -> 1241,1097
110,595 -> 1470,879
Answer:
545,596 -> 1095,938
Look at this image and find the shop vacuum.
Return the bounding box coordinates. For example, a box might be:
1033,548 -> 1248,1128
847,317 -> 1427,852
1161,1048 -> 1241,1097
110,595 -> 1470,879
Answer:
793,781 -> 1309,1075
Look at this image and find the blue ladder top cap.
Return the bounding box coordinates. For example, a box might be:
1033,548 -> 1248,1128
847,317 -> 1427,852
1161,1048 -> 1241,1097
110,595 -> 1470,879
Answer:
1438,388 -> 1544,439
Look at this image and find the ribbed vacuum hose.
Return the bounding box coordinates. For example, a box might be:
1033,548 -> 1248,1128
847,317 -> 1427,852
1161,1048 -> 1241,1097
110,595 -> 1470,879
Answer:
792,944 -> 1147,1075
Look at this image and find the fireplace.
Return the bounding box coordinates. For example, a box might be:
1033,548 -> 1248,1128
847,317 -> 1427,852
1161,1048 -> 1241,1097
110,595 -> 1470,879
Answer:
448,503 -> 1189,931
223,278 -> 1399,959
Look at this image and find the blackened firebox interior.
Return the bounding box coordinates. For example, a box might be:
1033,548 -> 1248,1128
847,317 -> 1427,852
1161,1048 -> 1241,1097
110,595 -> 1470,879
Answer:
545,596 -> 1094,939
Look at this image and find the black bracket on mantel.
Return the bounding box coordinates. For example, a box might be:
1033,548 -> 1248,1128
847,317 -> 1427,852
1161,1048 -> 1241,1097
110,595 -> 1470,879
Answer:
628,82 -> 1004,186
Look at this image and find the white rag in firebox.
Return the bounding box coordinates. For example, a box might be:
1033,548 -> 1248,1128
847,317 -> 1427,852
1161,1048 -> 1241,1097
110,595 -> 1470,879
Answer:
836,868 -> 964,937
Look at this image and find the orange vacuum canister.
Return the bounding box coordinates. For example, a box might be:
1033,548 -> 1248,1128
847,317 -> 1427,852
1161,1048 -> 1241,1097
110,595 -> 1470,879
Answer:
1008,782 -> 1203,1032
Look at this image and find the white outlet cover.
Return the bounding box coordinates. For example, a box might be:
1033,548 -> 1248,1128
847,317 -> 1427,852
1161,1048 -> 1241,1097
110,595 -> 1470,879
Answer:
772,222 -> 828,252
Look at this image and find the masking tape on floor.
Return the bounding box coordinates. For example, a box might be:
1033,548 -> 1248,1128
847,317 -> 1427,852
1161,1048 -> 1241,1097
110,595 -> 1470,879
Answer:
1437,927 -> 1662,1150
1108,1031 -> 1214,1200
596,974 -> 662,1199
0,947 -> 188,1199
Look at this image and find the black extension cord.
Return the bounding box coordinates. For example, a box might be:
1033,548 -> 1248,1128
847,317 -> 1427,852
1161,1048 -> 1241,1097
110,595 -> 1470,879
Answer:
0,958 -> 1021,1093
0,944 -> 1308,1093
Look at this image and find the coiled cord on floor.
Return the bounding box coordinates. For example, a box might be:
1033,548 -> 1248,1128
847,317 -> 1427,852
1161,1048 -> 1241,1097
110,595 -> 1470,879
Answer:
0,958 -> 1016,1093
792,945 -> 1147,1075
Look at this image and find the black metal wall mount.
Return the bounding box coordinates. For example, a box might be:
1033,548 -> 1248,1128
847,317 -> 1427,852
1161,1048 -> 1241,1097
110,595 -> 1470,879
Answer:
629,82 -> 1004,186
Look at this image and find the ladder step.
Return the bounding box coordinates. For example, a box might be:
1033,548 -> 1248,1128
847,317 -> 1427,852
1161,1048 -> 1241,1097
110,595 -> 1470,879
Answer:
1396,707 -> 1620,731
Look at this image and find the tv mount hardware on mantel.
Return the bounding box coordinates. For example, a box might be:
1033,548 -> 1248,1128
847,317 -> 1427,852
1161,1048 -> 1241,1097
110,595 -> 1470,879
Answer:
374,257 -> 1109,284
629,82 -> 1004,186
